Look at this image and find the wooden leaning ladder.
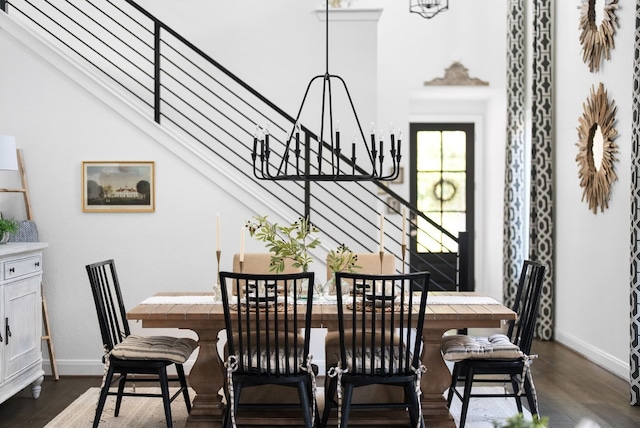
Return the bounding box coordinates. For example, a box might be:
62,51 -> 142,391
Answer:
0,149 -> 59,380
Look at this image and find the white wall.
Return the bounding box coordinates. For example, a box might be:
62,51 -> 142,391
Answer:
0,0 -> 633,383
554,2 -> 634,377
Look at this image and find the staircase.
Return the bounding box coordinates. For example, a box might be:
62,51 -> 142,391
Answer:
0,0 -> 468,291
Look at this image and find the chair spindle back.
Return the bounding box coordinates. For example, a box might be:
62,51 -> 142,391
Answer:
334,271 -> 430,376
506,260 -> 546,355
86,259 -> 130,353
219,271 -> 315,376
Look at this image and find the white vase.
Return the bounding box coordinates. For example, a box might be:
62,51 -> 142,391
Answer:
0,231 -> 9,244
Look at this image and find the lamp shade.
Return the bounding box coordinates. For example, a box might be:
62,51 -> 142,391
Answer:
0,136 -> 18,171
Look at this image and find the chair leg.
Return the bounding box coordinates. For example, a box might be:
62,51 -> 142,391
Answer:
404,382 -> 420,427
176,364 -> 191,413
114,373 -> 128,417
511,375 -> 524,413
295,380 -> 313,428
523,375 -> 539,417
321,376 -> 337,428
447,362 -> 462,407
340,383 -> 355,428
158,367 -> 173,428
459,366 -> 475,428
93,365 -> 116,428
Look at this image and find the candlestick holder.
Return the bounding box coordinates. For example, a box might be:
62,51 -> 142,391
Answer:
379,251 -> 385,274
401,244 -> 407,274
216,249 -> 221,277
239,260 -> 244,273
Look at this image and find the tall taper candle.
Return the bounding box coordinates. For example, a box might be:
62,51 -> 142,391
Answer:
216,213 -> 221,251
379,213 -> 384,252
239,227 -> 245,262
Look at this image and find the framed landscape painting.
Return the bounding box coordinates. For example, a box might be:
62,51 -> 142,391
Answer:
82,161 -> 155,212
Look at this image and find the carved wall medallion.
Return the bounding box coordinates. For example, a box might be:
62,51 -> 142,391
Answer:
579,0 -> 619,72
424,62 -> 489,86
575,82 -> 618,214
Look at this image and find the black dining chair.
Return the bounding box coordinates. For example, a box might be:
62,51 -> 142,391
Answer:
321,271 -> 431,428
441,260 -> 546,428
86,259 -> 198,428
218,270 -> 317,428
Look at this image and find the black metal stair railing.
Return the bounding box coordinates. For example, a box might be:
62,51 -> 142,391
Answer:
1,0 -> 469,291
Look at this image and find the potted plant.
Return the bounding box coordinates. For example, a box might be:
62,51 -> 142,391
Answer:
0,218 -> 19,244
326,243 -> 360,273
325,244 -> 360,295
246,215 -> 321,273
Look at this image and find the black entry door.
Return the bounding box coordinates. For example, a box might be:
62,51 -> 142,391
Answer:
409,123 -> 475,291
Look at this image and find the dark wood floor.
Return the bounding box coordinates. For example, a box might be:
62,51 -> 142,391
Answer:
0,340 -> 639,427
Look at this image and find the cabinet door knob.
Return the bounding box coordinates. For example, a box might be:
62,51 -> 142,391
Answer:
35,261 -> 40,267
9,267 -> 14,274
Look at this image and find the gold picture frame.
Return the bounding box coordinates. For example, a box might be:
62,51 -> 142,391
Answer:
575,83 -> 618,214
579,0 -> 619,73
82,161 -> 155,212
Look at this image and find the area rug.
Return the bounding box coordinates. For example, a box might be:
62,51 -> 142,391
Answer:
44,387 -> 532,427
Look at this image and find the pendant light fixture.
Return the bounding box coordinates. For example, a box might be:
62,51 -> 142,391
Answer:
409,0 -> 449,19
251,2 -> 402,182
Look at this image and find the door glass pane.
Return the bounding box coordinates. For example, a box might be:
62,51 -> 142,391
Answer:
417,131 -> 442,171
416,129 -> 467,254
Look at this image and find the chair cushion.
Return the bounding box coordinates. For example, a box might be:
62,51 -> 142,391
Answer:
225,331 -> 307,374
239,348 -> 307,374
110,335 -> 198,364
325,331 -> 410,374
441,334 -> 523,361
344,346 -> 409,374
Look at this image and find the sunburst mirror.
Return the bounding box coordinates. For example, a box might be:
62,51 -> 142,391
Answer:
576,82 -> 618,214
579,0 -> 619,72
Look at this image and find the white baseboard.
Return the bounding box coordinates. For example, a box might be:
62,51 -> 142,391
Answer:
555,330 -> 628,379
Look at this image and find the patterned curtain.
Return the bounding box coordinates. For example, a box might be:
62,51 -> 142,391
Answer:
503,0 -> 526,309
529,0 -> 554,340
629,0 -> 640,406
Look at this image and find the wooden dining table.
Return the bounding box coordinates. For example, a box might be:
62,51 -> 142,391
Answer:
127,291 -> 515,427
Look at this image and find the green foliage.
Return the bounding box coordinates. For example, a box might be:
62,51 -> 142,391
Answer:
0,218 -> 19,234
493,414 -> 549,428
326,244 -> 361,273
246,215 -> 321,273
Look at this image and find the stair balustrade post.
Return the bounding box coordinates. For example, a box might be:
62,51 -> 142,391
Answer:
304,133 -> 311,220
154,21 -> 161,124
457,231 -> 470,292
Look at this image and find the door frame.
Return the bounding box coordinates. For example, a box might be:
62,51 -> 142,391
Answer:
409,122 -> 475,291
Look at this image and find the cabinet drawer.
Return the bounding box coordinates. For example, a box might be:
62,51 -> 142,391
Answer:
3,255 -> 42,280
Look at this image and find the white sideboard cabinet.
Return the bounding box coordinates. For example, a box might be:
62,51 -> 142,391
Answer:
0,242 -> 48,404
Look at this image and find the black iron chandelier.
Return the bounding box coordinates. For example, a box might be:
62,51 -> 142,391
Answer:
409,0 -> 449,19
251,2 -> 402,182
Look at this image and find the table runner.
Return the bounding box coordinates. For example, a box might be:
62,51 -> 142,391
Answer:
140,295 -> 501,306
141,295 -> 219,305
140,295 -> 340,305
428,295 -> 501,305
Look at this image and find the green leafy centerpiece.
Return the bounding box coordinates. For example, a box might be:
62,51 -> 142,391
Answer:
326,244 -> 360,273
246,215 -> 321,273
325,243 -> 360,295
